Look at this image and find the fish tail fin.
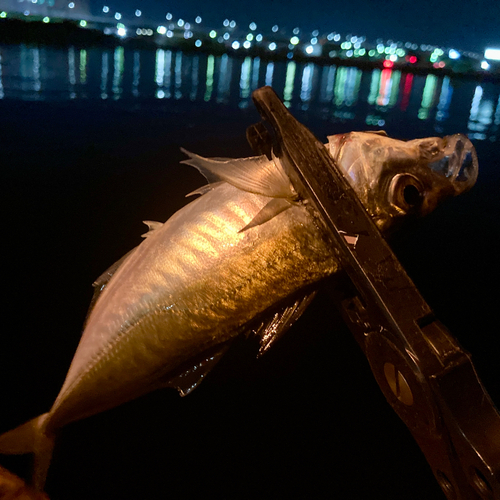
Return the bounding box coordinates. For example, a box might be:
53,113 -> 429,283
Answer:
0,412 -> 54,490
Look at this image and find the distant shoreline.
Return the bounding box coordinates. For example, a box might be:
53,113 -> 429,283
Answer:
1,17 -> 499,83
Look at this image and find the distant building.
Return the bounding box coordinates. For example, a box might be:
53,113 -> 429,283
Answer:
0,0 -> 90,19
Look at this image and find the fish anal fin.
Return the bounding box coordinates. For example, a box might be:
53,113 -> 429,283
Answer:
254,291 -> 317,356
164,343 -> 232,397
239,198 -> 291,233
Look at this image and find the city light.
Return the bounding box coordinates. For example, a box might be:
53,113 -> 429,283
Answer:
0,11 -> 6,18
272,25 -> 279,33
305,45 -> 314,54
43,16 -> 50,23
157,26 -> 167,35
195,16 -> 202,24
79,20 -> 87,27
195,39 -> 202,47
449,49 -> 461,60
115,12 -> 121,20
290,36 -> 299,45
209,30 -> 217,38
485,48 -> 500,61
249,22 -> 257,31
117,26 -> 126,37
177,19 -> 184,27
243,40 -> 251,49
481,60 -> 490,70
68,2 -> 74,8
256,34 -> 263,42
231,41 -> 240,50
102,6 -> 109,13
135,10 -> 141,17
166,13 -> 172,20
269,42 -> 277,51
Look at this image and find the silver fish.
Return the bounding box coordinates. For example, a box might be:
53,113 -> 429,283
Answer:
0,131 -> 478,489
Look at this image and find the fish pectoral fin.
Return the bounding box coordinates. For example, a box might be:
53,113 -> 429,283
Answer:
164,342 -> 232,397
239,198 -> 292,232
180,148 -> 295,199
254,290 -> 318,356
141,220 -> 164,238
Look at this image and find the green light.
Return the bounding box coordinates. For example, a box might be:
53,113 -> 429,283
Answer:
368,69 -> 380,105
80,49 -> 87,83
344,41 -> 352,49
117,22 -> 125,29
1,11 -> 8,18
368,49 -> 376,57
290,36 -> 299,45
396,48 -> 405,57
246,33 -> 253,41
283,61 -> 296,103
204,54 -> 214,101
79,20 -> 87,27
42,16 -> 50,23
209,30 -> 217,38
359,48 -> 366,56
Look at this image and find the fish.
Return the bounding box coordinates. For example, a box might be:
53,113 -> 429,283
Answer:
0,130 -> 478,490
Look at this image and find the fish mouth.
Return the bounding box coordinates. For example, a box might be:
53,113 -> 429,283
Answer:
428,134 -> 478,194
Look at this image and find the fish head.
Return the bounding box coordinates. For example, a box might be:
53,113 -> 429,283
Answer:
327,131 -> 478,232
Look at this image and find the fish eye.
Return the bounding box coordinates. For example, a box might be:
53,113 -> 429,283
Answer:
389,174 -> 424,211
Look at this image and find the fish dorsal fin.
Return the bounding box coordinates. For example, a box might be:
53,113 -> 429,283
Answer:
185,181 -> 225,198
180,148 -> 296,199
164,343 -> 232,396
254,290 -> 317,356
141,220 -> 164,238
84,247 -> 137,326
239,198 -> 292,232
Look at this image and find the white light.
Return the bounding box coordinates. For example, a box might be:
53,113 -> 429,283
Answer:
327,33 -> 334,41
485,48 -> 500,61
43,16 -> 50,23
79,20 -> 87,27
232,41 -> 240,50
269,42 -> 277,51
178,19 -> 184,27
223,32 -> 230,40
246,33 -> 254,41
183,22 -> 190,30
448,49 -> 460,60
184,30 -> 193,39
209,30 -> 217,38
195,39 -> 202,47
389,54 -> 397,61
256,34 -> 263,42
135,9 -> 141,17
290,36 -> 299,45
272,25 -> 278,33
223,19 -> 229,27
167,30 -> 173,38
243,40 -> 251,49
24,10 -> 30,15
166,13 -> 172,20
312,30 -> 319,36
229,20 -> 236,28
68,2 -> 74,8
311,37 -> 317,45
117,27 -> 126,37
103,6 -> 109,13
333,34 -> 340,42
136,28 -> 141,35
305,45 -> 314,54
249,22 -> 257,30
114,12 -> 121,20
481,60 -> 490,70
157,26 -> 166,35
293,27 -> 300,35
195,16 -> 202,23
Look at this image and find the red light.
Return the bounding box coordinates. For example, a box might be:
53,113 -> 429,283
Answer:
383,60 -> 394,68
409,55 -> 417,64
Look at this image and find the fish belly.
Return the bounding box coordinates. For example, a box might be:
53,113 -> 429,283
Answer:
46,183 -> 338,430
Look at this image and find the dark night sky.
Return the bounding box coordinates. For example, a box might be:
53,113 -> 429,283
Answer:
91,0 -> 500,52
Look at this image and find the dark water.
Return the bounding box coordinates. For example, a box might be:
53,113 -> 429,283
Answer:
1,44 -> 499,499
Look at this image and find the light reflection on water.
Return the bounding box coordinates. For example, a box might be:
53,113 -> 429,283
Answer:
0,44 -> 499,141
